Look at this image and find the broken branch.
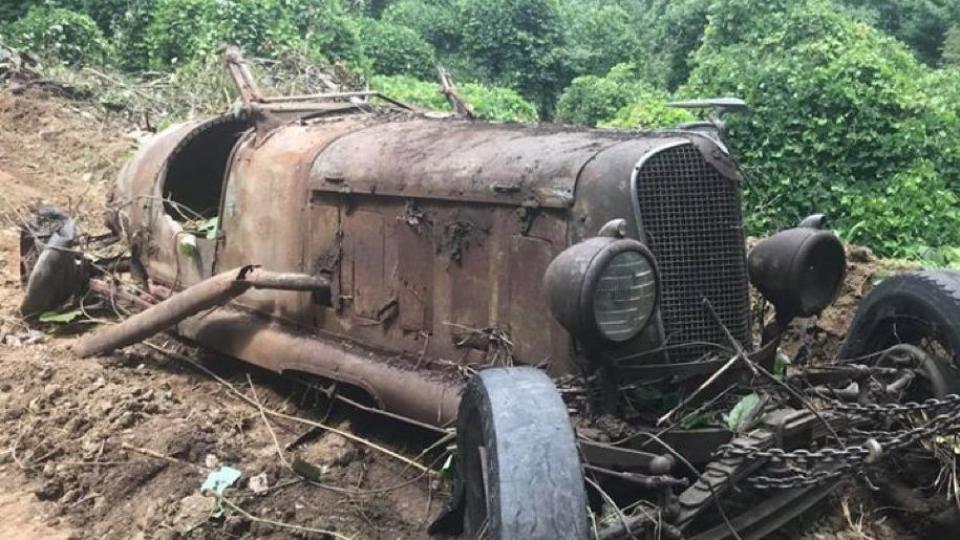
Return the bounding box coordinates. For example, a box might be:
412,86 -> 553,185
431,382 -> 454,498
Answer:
144,341 -> 435,474
120,442 -> 206,471
216,494 -> 354,540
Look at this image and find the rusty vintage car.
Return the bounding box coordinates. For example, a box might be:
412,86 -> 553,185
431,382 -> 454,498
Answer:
19,51 -> 960,539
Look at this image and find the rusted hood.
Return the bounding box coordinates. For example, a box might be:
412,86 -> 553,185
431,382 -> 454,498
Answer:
308,118 -> 644,208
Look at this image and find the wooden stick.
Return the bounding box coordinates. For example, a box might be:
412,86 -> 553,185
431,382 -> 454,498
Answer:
121,442 -> 205,471
144,341 -> 434,474
246,374 -> 290,469
216,494 -> 354,540
658,352 -> 741,426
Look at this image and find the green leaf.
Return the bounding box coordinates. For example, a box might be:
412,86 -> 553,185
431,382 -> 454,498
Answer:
38,309 -> 82,323
178,234 -> 198,256
773,352 -> 791,379
724,393 -> 762,432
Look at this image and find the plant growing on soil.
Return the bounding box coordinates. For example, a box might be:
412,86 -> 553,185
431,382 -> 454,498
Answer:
1,5 -> 113,66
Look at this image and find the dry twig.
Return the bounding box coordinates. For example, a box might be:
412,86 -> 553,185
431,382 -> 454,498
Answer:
216,493 -> 354,539
144,341 -> 434,474
120,442 -> 206,471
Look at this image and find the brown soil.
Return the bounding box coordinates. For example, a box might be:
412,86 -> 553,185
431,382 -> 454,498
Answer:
0,89 -> 939,540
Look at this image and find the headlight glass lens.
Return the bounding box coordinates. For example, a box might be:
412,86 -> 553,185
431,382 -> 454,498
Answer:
593,251 -> 657,342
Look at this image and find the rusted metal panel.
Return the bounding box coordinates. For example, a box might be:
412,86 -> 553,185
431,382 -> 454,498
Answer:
396,206 -> 433,333
112,120 -> 205,287
342,209 -> 391,320
509,235 -> 557,366
216,119 -> 366,324
309,119 -> 632,207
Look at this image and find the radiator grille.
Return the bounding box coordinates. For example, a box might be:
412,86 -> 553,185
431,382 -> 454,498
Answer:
636,143 -> 751,362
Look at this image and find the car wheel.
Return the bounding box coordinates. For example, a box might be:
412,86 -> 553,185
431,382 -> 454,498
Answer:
839,271 -> 960,534
840,271 -> 960,397
457,367 -> 589,540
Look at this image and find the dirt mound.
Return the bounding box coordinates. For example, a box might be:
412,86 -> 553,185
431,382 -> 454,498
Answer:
0,340 -> 437,539
0,90 -> 135,230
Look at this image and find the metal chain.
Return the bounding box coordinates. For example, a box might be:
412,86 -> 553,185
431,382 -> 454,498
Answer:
748,467 -> 852,490
714,394 -> 960,489
716,444 -> 870,465
823,393 -> 960,416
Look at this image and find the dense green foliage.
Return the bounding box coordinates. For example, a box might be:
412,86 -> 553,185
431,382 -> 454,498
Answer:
3,0 -> 960,261
685,0 -> 960,258
456,0 -> 570,115
382,0 -> 459,53
837,0 -> 960,66
3,5 -> 113,65
555,64 -> 693,128
371,74 -> 538,122
359,18 -> 436,79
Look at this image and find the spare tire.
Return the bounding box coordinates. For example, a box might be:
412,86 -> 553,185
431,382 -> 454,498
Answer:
457,367 -> 589,540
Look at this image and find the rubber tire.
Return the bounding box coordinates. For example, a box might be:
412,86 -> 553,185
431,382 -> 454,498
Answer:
840,271 -> 960,396
457,367 -> 589,540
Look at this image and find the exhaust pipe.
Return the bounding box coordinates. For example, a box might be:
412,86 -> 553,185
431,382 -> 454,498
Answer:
74,266 -> 329,358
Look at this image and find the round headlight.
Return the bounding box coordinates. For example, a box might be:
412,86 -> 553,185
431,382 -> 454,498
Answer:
544,237 -> 659,343
593,250 -> 658,342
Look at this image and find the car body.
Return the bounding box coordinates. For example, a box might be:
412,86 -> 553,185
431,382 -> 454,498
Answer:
106,103 -> 761,428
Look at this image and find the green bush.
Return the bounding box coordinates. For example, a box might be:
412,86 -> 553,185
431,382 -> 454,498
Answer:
58,0 -> 132,35
458,81 -> 538,122
943,25 -> 960,66
685,0 -> 960,257
382,0 -> 459,53
601,95 -> 694,130
359,18 -> 436,79
144,0 -> 214,68
107,0 -> 155,70
837,0 -> 960,66
285,0 -> 363,64
145,0 -> 362,71
371,74 -> 537,122
555,64 -> 692,128
457,0 -> 571,117
561,4 -> 645,78
0,1 -> 39,24
634,0 -> 712,90
555,64 -> 642,127
2,5 -> 113,65
371,74 -> 448,109
835,160 -> 960,256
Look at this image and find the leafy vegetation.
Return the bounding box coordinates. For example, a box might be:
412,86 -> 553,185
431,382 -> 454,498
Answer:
2,0 -> 960,262
555,64 -> 693,128
359,18 -> 436,79
2,5 -> 113,66
371,74 -> 538,122
685,0 -> 960,258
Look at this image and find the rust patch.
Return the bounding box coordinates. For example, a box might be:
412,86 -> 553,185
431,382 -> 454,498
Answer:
437,219 -> 489,265
398,200 -> 429,234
